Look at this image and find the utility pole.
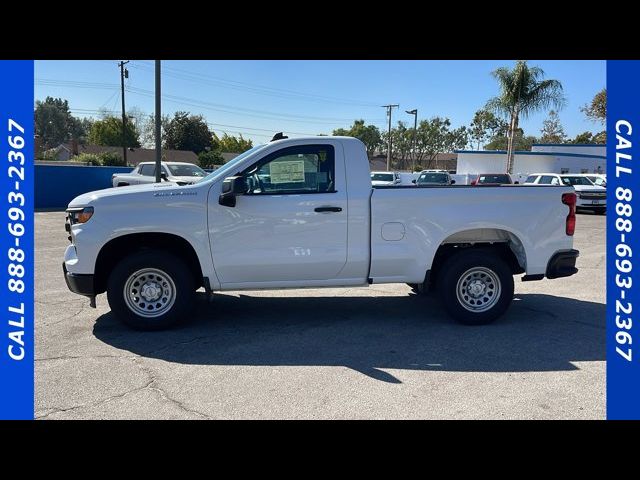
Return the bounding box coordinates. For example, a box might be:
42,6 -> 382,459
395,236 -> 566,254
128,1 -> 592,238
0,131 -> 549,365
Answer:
118,60 -> 130,165
406,109 -> 418,172
383,104 -> 399,171
155,60 -> 162,183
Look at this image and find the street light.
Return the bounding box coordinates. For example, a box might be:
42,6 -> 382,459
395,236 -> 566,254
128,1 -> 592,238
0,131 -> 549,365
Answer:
406,109 -> 418,172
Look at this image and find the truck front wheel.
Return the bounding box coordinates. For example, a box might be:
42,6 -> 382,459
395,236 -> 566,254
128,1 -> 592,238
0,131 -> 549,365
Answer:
107,250 -> 196,330
437,249 -> 514,325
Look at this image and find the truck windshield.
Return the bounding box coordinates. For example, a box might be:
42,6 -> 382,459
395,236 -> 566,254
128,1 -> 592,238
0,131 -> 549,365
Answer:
418,173 -> 448,184
167,164 -> 207,177
478,174 -> 511,184
561,176 -> 593,186
371,173 -> 394,182
201,144 -> 267,182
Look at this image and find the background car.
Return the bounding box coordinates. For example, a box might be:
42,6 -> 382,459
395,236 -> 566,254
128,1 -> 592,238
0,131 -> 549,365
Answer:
470,173 -> 515,185
524,173 -> 606,214
371,171 -> 401,186
414,170 -> 455,186
584,174 -> 606,187
112,162 -> 208,187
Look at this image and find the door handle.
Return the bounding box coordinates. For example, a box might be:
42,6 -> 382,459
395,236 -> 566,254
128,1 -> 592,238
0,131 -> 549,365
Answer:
314,206 -> 342,213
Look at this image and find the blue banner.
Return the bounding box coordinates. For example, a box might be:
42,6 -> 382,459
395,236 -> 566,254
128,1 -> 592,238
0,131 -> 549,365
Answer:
607,60 -> 640,419
0,61 -> 34,419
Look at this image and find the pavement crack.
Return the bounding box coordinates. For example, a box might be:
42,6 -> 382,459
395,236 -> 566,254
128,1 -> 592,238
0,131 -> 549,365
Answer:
35,354 -> 136,362
36,379 -> 154,419
133,357 -> 211,419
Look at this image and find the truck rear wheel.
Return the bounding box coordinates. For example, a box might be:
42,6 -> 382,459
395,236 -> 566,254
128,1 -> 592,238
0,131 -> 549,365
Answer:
107,250 -> 196,330
437,249 -> 514,325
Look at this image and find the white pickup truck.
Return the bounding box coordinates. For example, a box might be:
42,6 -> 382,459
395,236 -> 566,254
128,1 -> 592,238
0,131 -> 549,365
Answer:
63,136 -> 579,330
111,161 -> 207,187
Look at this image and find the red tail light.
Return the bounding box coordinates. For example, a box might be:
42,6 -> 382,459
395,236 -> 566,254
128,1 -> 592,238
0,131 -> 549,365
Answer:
470,180 -> 477,185
562,192 -> 576,236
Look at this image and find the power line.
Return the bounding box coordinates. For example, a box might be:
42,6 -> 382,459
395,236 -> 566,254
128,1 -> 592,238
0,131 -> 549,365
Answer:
130,60 -> 382,107
68,108 -> 319,139
125,85 -> 385,125
36,78 -> 386,127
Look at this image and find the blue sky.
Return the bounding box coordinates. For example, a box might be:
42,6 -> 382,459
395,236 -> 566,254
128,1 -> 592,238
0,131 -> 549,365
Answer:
35,60 -> 606,145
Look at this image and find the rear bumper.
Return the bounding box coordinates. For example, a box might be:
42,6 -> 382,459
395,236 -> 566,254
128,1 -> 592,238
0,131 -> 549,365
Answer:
63,262 -> 95,296
546,249 -> 579,279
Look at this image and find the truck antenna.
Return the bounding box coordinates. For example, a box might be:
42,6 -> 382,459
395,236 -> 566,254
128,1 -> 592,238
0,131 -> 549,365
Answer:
271,132 -> 288,142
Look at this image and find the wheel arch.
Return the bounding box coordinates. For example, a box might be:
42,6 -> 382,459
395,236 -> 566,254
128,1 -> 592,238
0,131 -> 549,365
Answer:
94,232 -> 204,294
426,227 -> 526,290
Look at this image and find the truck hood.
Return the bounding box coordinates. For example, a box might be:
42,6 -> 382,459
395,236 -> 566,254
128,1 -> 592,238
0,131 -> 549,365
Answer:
170,175 -> 205,184
371,180 -> 396,186
68,182 -> 203,208
571,185 -> 606,193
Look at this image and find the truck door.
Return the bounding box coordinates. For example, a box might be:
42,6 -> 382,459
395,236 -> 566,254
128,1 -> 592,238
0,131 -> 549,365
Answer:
209,144 -> 348,285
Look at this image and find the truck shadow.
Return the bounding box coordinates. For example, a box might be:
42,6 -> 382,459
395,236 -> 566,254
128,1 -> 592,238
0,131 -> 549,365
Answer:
93,292 -> 605,383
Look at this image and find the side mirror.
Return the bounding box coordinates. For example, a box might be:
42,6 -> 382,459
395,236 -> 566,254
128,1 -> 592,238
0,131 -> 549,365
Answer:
219,176 -> 248,207
411,179 -> 416,184
514,181 -> 520,185
450,179 -> 456,185
160,172 -> 168,181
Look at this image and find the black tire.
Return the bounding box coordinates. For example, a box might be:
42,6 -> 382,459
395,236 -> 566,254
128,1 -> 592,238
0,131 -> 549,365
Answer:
437,249 -> 514,325
407,282 -> 428,295
107,250 -> 196,330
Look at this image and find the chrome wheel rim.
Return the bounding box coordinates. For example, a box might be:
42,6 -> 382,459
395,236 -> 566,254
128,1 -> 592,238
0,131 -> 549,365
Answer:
455,267 -> 501,313
123,268 -> 176,318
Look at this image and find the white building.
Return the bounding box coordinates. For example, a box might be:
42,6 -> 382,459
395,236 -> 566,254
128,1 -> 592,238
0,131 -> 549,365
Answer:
455,143 -> 606,183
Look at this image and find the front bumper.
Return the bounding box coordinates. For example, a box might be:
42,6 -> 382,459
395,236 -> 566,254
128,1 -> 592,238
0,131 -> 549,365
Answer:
63,262 -> 95,296
546,249 -> 579,279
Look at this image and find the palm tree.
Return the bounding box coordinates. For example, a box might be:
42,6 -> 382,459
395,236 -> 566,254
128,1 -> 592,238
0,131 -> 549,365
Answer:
486,61 -> 566,173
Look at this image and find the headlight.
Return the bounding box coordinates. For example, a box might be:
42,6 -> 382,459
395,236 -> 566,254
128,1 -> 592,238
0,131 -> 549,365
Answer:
67,206 -> 94,225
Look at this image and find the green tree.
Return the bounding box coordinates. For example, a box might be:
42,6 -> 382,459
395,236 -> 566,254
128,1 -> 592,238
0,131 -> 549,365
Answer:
34,97 -> 89,149
163,111 -> 212,153
469,109 -> 505,150
539,110 -> 566,143
198,149 -> 225,168
332,119 -> 382,157
485,134 -> 538,151
593,131 -> 607,144
88,116 -> 141,147
581,88 -> 606,124
412,117 -> 468,169
570,131 -> 595,144
485,129 -> 537,151
137,113 -> 171,148
99,151 -> 126,166
216,133 -> 253,153
380,121 -> 414,169
486,60 -> 565,172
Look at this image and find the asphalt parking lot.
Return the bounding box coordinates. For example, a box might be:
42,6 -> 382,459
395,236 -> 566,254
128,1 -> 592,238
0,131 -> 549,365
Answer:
35,211 -> 605,419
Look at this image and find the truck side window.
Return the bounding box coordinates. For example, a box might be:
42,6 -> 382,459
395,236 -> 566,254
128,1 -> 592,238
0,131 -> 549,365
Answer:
538,175 -> 554,184
139,164 -> 156,176
243,145 -> 336,195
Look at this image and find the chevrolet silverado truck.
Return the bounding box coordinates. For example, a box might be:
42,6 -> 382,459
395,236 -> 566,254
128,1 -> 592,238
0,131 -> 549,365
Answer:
524,173 -> 606,214
63,136 -> 579,330
111,161 -> 207,187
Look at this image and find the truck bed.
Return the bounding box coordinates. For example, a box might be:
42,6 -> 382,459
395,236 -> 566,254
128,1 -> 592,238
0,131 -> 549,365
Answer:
369,184 -> 574,283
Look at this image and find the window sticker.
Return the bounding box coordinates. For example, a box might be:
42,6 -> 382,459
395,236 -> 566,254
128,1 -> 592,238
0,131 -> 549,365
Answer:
270,160 -> 305,184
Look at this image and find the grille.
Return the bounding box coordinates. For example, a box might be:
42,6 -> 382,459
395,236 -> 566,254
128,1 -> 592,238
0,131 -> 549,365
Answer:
580,192 -> 606,200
